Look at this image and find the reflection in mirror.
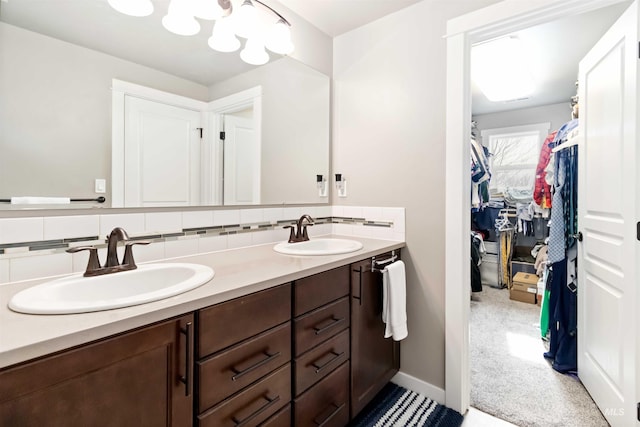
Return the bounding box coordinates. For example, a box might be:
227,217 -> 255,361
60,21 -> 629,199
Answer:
0,1 -> 330,210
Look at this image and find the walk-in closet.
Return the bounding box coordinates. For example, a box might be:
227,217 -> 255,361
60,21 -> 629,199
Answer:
467,2 -> 632,425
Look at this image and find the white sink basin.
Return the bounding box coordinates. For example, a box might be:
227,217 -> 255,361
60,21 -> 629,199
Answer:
8,263 -> 214,315
273,238 -> 363,256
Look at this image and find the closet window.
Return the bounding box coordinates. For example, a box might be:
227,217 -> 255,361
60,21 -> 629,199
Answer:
481,123 -> 550,194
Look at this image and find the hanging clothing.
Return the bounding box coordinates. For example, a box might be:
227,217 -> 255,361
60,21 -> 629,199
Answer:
471,234 -> 483,293
547,151 -> 567,264
543,118 -> 579,374
544,256 -> 578,373
471,138 -> 492,209
533,131 -> 557,209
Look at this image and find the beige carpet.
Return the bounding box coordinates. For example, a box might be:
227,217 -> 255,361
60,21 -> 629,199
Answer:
469,286 -> 608,427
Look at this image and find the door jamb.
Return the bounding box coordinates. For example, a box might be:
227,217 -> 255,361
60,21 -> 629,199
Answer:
205,86 -> 262,205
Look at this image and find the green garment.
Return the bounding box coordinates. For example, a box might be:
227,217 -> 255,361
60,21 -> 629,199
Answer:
540,289 -> 550,338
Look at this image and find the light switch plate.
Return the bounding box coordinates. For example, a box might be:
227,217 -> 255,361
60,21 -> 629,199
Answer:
95,179 -> 106,193
337,180 -> 348,198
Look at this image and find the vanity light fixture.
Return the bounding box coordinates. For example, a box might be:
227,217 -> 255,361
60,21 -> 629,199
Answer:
471,36 -> 535,102
107,0 -> 154,17
108,0 -> 294,66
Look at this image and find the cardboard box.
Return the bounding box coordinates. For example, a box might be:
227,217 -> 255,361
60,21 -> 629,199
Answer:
510,289 -> 537,304
510,272 -> 538,304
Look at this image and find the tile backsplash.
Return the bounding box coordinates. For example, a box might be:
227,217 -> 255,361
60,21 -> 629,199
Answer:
0,205 -> 405,285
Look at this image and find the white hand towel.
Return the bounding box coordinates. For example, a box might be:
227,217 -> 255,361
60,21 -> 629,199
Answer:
382,260 -> 408,341
11,197 -> 71,205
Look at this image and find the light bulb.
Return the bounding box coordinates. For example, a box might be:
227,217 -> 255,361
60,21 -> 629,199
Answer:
108,0 -> 154,17
234,0 -> 258,39
208,17 -> 241,53
265,19 -> 294,55
240,38 -> 269,65
163,0 -> 200,36
192,0 -> 223,20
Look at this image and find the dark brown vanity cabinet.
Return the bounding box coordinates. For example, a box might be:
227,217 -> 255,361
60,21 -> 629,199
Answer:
0,250 -> 403,427
350,254 -> 401,417
0,314 -> 195,427
196,283 -> 292,427
292,265 -> 351,427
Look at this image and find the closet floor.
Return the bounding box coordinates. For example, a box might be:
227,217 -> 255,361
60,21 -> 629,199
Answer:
470,286 -> 608,427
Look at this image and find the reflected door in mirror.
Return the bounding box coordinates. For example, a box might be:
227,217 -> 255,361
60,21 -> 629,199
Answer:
223,112 -> 260,205
123,97 -> 201,207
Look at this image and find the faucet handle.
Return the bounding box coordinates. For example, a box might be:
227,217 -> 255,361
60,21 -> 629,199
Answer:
122,241 -> 151,270
283,225 -> 296,243
66,246 -> 101,277
302,223 -> 314,241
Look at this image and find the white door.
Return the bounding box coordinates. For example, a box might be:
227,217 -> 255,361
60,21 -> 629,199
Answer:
124,96 -> 201,207
578,2 -> 638,425
223,114 -> 260,205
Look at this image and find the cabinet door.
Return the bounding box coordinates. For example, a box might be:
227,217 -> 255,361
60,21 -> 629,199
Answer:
0,314 -> 194,427
350,258 -> 400,417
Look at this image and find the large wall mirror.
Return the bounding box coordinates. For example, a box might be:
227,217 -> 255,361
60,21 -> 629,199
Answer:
0,0 -> 330,210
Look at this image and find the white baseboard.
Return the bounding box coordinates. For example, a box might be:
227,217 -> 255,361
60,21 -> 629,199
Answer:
391,371 -> 446,405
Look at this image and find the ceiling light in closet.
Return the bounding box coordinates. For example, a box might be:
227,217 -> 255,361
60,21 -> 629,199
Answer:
108,0 -> 294,66
471,36 -> 535,102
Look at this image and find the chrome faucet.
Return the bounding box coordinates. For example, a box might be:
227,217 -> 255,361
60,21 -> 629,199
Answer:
285,214 -> 314,243
67,227 -> 149,277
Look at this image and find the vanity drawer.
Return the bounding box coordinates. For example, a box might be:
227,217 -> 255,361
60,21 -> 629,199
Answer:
198,322 -> 291,412
260,403 -> 291,427
294,361 -> 349,427
197,363 -> 291,427
294,266 -> 349,316
294,297 -> 349,357
198,283 -> 292,358
294,329 -> 350,395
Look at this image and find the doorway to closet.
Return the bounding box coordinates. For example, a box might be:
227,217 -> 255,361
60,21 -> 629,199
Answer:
446,1 -> 639,426
468,8 -> 628,424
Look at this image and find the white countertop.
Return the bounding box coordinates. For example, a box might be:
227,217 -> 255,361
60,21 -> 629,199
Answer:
0,235 -> 404,369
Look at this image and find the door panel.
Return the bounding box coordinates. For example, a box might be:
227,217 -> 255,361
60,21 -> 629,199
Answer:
578,2 -> 638,425
223,114 -> 259,205
124,96 -> 201,207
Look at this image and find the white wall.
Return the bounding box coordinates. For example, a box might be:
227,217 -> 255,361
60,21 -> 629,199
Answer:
0,23 -> 209,203
209,58 -> 330,204
333,0 -> 502,390
273,0 -> 333,76
473,101 -> 572,134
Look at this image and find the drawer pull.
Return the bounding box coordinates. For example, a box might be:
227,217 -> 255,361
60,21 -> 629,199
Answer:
313,316 -> 345,336
231,351 -> 281,382
313,402 -> 346,427
232,394 -> 281,427
311,350 -> 345,374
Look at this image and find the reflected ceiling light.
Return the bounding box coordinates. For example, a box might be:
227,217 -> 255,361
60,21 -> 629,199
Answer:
234,0 -> 258,39
192,0 -> 224,20
266,19 -> 294,55
471,36 -> 535,102
108,0 -> 294,66
107,0 -> 153,17
162,0 -> 201,36
240,37 -> 269,65
208,16 -> 241,53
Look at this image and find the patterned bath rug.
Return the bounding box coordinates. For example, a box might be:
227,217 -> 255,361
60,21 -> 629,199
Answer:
350,383 -> 464,427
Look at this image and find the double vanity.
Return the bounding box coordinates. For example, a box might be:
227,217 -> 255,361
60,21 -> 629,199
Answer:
0,231 -> 404,426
